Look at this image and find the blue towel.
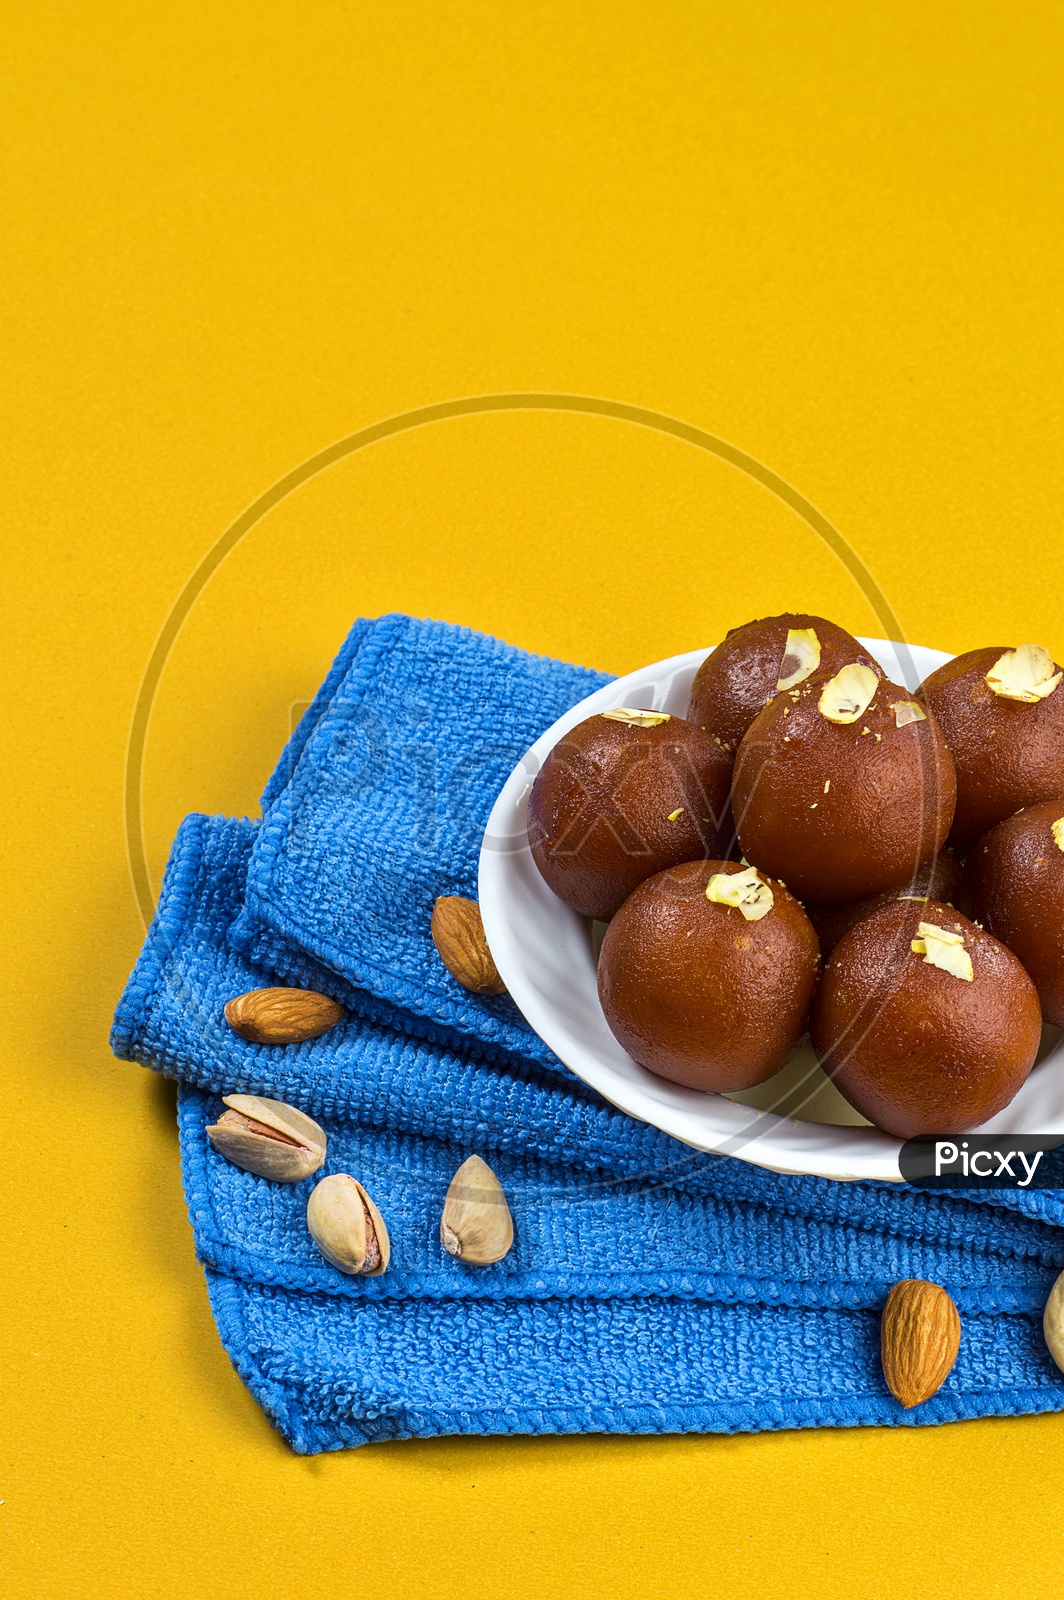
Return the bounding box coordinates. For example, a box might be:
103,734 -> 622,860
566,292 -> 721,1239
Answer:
230,613 -> 611,1071
113,616 -> 1064,1451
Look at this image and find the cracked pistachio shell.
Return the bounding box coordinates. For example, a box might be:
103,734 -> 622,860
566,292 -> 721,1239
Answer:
307,1174 -> 391,1276
206,1094 -> 326,1182
440,1155 -> 514,1266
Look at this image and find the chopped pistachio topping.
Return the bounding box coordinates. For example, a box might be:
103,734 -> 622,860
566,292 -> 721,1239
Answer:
985,644 -> 1062,704
1053,818 -> 1064,854
892,700 -> 927,728
705,865 -> 774,923
776,627 -> 822,691
601,707 -> 672,727
911,921 -> 974,981
667,807 -> 685,822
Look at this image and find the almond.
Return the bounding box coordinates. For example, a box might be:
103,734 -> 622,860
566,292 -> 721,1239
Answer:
910,922 -> 974,982
224,987 -> 345,1044
705,865 -> 775,923
880,1279 -> 961,1408
985,643 -> 1062,703
818,662 -> 879,725
776,627 -> 821,691
431,896 -> 506,995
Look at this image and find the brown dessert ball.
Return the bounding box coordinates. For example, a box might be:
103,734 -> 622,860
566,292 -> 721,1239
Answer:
528,709 -> 733,920
810,899 -> 1041,1137
597,859 -> 820,1093
731,665 -> 956,904
966,799 -> 1064,1025
920,646 -> 1064,851
805,851 -> 969,954
686,613 -> 881,755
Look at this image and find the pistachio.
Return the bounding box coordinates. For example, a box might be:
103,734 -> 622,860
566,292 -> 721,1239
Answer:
818,662 -> 879,725
776,627 -> 821,691
224,987 -> 344,1044
441,1155 -> 514,1266
706,865 -> 774,922
985,644 -> 1062,703
891,700 -> 927,728
307,1174 -> 391,1276
911,922 -> 974,982
1052,818 -> 1064,854
600,707 -> 671,727
206,1093 -> 327,1182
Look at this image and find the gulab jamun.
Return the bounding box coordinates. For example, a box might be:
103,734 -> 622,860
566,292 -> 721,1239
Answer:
528,708 -> 733,920
810,899 -> 1041,1137
920,644 -> 1064,850
731,661 -> 956,904
686,613 -> 881,755
597,859 -> 820,1092
966,799 -> 1064,1025
805,851 -> 969,954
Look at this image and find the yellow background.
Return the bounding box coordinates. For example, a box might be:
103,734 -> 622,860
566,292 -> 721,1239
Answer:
5,3 -> 1064,1595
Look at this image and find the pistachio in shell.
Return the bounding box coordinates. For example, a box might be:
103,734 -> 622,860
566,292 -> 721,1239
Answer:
206,1093 -> 327,1182
307,1173 -> 391,1276
440,1155 -> 514,1266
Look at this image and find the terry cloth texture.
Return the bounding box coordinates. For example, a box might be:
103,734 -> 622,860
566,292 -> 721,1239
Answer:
113,616 -> 1064,1452
230,612 -> 612,1071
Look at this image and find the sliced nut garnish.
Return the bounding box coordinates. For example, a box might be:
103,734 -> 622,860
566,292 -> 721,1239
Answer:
441,1155 -> 514,1266
431,896 -> 506,995
1053,818 -> 1064,854
776,627 -> 821,691
818,662 -> 879,725
892,700 -> 927,728
911,922 -> 974,982
985,644 -> 1062,703
600,707 -> 671,727
206,1094 -> 327,1182
224,987 -> 344,1044
706,865 -> 774,922
667,807 -> 685,821
307,1174 -> 390,1276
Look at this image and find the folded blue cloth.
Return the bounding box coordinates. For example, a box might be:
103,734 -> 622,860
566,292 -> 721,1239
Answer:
231,612 -> 611,1071
112,615 -> 1064,1450
115,812 -> 1064,1447
114,813 -> 1064,1264
202,1269 -> 1059,1452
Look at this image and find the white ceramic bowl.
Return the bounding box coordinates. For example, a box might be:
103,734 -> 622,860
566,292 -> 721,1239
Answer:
479,638 -> 1064,1182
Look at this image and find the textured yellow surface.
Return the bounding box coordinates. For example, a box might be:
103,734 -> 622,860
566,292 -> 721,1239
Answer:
4,4 -> 1064,1596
